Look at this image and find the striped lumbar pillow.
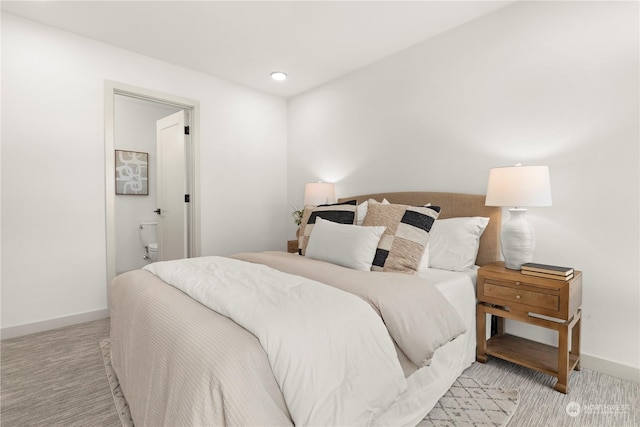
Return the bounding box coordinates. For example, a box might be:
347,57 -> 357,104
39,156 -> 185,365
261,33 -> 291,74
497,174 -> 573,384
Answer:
298,200 -> 357,255
362,199 -> 441,274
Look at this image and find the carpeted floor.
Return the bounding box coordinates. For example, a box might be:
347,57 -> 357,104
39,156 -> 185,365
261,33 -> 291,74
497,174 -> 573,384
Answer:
1,318 -> 639,426
463,356 -> 640,426
1,318 -> 120,427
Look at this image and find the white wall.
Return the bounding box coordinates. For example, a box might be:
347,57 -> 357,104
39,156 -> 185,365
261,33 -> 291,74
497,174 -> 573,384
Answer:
114,95 -> 183,274
2,2 -> 638,379
1,13 -> 288,330
288,1 -> 639,374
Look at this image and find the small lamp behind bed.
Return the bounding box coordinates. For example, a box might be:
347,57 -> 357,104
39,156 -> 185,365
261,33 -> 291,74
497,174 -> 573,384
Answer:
304,182 -> 336,206
485,164 -> 552,270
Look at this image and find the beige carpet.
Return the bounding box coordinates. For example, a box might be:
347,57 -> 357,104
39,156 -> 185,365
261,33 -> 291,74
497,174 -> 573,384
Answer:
463,358 -> 640,426
1,318 -> 120,427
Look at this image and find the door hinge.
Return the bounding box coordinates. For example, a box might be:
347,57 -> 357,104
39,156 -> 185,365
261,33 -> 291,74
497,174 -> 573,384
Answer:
185,194 -> 190,203
184,126 -> 190,135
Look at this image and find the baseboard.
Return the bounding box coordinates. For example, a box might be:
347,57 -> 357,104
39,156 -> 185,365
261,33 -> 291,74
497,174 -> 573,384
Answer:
580,353 -> 640,384
1,309 -> 110,340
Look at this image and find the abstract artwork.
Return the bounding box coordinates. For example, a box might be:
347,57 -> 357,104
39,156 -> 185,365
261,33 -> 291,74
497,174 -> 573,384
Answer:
115,150 -> 149,195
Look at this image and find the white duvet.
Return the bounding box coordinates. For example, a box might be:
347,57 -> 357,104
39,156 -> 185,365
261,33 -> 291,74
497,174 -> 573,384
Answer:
144,256 -> 407,426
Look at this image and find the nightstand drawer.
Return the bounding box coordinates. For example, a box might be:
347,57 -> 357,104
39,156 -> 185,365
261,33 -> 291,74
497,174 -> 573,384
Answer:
478,264 -> 581,320
484,283 -> 559,311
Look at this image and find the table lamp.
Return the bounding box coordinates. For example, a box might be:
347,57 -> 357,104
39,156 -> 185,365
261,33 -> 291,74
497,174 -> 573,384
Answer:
485,165 -> 552,270
304,182 -> 336,206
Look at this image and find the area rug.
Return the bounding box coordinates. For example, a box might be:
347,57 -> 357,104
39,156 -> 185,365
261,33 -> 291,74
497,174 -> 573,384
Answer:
99,339 -> 134,427
417,376 -> 519,426
99,339 -> 518,427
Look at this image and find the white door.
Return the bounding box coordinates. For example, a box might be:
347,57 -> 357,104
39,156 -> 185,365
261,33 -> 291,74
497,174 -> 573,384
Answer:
156,110 -> 188,261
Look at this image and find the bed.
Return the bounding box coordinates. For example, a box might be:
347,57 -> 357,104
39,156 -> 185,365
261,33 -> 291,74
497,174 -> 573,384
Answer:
110,191 -> 501,426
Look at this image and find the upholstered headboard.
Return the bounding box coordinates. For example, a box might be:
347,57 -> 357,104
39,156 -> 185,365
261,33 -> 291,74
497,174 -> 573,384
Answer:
338,192 -> 501,266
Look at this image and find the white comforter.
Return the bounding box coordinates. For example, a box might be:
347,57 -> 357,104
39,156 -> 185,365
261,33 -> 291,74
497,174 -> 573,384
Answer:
144,256 -> 407,426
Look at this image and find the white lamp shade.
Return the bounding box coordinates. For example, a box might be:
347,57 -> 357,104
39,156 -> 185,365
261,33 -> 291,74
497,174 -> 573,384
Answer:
485,165 -> 552,208
304,182 -> 336,206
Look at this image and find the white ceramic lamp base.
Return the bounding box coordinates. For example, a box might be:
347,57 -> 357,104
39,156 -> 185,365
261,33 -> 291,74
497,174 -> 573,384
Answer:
501,208 -> 535,270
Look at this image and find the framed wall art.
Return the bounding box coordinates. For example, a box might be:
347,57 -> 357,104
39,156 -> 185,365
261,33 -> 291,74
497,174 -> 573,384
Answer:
115,150 -> 149,195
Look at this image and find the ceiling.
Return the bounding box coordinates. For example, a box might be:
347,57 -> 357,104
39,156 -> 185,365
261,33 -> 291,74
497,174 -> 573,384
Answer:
2,1 -> 514,98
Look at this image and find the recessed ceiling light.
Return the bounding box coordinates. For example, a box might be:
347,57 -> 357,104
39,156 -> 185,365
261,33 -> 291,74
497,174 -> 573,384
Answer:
271,71 -> 287,81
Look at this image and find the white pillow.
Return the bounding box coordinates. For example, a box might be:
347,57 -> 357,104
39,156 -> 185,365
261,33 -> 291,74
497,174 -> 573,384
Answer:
356,198 -> 389,226
418,245 -> 430,272
428,217 -> 490,272
415,203 -> 432,273
305,217 -> 386,271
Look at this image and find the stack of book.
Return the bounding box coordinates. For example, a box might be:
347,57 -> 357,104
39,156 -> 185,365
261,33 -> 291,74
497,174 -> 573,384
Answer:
521,263 -> 574,281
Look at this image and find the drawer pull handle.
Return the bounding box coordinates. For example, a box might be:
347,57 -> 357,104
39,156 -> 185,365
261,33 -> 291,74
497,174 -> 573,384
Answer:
516,295 -> 521,299
515,281 -> 521,286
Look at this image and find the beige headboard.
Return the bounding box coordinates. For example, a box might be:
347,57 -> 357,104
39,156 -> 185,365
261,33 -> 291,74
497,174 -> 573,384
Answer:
338,191 -> 501,266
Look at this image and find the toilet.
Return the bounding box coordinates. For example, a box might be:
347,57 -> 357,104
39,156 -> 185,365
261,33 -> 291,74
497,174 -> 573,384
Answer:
139,222 -> 158,262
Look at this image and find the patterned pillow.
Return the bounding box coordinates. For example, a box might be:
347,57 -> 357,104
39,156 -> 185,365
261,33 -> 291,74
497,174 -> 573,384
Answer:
362,199 -> 441,274
298,200 -> 357,255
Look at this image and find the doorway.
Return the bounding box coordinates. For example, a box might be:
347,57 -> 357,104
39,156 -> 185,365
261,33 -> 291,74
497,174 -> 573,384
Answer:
104,81 -> 201,286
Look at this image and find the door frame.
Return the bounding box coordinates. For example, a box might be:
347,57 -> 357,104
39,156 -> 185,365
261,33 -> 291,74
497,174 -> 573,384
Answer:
104,80 -> 201,287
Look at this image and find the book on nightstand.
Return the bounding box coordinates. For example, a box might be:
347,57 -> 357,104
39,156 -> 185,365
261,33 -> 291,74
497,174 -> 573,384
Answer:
521,270 -> 574,281
521,262 -> 574,280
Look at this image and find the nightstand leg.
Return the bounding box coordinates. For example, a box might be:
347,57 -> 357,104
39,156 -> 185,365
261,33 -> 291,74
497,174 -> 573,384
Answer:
476,304 -> 488,363
555,323 -> 569,394
496,315 -> 505,336
572,313 -> 582,371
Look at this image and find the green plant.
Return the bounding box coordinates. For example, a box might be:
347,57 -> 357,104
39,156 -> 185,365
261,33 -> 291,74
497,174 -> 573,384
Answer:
292,207 -> 304,226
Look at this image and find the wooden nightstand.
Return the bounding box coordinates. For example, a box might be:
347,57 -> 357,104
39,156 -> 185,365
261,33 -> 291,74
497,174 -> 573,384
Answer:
287,240 -> 298,254
476,262 -> 582,393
